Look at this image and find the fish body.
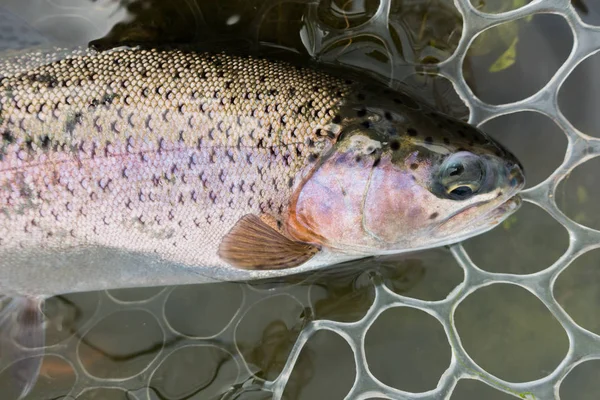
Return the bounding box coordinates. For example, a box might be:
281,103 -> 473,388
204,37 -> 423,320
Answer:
0,46 -> 525,296
0,45 -> 525,399
0,46 -> 350,296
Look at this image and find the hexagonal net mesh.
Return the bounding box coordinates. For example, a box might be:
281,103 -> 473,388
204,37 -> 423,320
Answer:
2,0 -> 599,399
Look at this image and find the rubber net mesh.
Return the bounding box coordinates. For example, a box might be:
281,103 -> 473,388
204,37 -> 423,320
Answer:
4,0 -> 600,399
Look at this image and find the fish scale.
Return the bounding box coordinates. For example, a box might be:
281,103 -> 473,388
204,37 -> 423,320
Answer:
0,47 -> 352,276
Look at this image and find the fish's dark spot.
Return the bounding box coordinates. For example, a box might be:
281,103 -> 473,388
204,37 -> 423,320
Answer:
102,93 -> 117,105
443,137 -> 450,145
332,115 -> 342,124
410,163 -> 419,170
361,121 -> 371,129
497,191 -> 503,198
390,140 -> 400,151
355,155 -> 362,163
384,111 -> 393,121
308,153 -> 318,163
40,135 -> 51,148
288,177 -> 294,188
289,87 -> 296,97
425,136 -> 433,144
65,112 -> 83,134
2,131 -> 14,143
259,75 -> 266,82
373,157 -> 381,167
357,109 -> 367,117
429,212 -> 439,220
407,128 -> 418,136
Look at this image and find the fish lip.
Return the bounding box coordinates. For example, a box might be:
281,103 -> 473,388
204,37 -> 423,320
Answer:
434,194 -> 522,234
493,194 -> 522,215
471,194 -> 522,225
442,199 -> 488,223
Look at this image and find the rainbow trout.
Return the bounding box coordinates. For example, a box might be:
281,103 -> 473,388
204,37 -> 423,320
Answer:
0,45 -> 524,398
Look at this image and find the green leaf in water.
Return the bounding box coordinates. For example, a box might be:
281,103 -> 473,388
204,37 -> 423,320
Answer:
574,211 -> 587,224
489,37 -> 518,72
502,214 -> 519,230
366,49 -> 389,63
577,185 -> 588,204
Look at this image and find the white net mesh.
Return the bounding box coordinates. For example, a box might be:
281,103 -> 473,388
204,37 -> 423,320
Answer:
2,0 -> 599,398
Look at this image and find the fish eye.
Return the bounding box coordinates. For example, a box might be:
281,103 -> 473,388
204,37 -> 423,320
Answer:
440,152 -> 486,200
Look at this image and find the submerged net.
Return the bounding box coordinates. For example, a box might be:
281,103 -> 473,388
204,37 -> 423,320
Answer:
3,0 -> 600,398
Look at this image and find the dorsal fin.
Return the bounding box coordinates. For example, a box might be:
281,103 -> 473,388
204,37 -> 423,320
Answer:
218,214 -> 319,270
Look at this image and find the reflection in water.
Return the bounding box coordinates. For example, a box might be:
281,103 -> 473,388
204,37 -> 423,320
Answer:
0,249 -> 457,399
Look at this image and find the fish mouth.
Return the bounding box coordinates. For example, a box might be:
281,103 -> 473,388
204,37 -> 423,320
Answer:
435,194 -> 522,236
490,195 -> 522,219
472,195 -> 523,223
462,194 -> 522,228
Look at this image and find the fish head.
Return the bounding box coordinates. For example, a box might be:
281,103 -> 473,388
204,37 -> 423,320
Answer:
287,93 -> 525,255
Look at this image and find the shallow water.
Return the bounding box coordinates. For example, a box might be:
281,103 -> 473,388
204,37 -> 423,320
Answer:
0,0 -> 598,399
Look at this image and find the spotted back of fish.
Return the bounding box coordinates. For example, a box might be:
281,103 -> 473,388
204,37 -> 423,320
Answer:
0,47 -> 353,268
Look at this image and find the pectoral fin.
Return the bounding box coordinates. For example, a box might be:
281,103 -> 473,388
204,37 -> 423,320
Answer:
218,214 -> 319,270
